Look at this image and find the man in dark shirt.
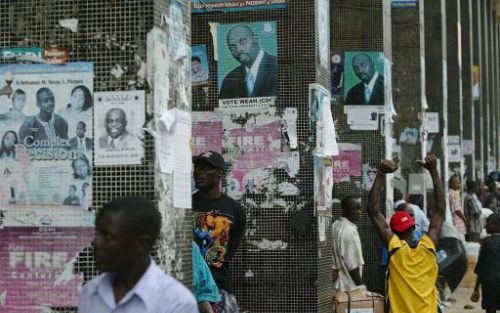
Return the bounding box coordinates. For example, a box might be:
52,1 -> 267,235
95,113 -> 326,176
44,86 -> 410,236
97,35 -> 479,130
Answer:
471,213 -> 500,312
193,150 -> 246,313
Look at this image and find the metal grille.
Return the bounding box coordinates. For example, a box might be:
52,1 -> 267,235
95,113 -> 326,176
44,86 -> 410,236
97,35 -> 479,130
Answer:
0,0 -> 193,311
191,3 -> 321,313
330,0 -> 387,296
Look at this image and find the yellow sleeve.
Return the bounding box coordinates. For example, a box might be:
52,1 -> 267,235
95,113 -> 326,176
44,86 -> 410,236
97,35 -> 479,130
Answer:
418,234 -> 436,252
388,235 -> 402,251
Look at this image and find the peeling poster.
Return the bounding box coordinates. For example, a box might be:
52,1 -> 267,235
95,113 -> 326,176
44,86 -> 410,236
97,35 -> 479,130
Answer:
192,111 -> 223,155
332,143 -> 362,183
221,102 -> 280,199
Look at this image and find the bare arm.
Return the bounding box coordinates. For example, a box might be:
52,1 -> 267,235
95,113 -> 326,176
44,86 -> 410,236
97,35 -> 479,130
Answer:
348,268 -> 363,286
368,160 -> 397,247
417,155 -> 445,246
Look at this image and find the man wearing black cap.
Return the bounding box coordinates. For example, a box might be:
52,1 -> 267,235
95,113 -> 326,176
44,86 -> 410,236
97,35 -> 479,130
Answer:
192,150 -> 246,313
368,154 -> 445,313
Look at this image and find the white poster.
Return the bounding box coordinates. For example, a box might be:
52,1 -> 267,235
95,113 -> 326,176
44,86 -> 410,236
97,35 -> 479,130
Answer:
94,91 -> 145,166
425,112 -> 439,133
0,63 -> 94,222
316,0 -> 330,68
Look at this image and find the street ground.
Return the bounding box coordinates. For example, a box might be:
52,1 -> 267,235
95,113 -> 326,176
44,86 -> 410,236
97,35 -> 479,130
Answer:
446,286 -> 483,313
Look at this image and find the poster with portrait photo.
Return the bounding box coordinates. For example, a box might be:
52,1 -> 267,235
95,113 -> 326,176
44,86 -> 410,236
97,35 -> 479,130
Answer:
399,127 -> 419,145
344,52 -> 385,105
330,52 -> 345,104
94,91 -> 145,166
362,163 -> 377,191
217,21 -> 278,106
0,63 -> 93,215
191,45 -> 210,85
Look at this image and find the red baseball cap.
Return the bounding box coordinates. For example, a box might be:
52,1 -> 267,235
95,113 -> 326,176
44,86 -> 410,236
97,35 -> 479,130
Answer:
390,211 -> 415,233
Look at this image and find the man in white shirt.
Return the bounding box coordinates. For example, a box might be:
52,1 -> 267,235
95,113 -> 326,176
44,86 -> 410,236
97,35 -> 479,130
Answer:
331,196 -> 365,291
98,108 -> 141,150
77,196 -> 197,313
344,53 -> 385,105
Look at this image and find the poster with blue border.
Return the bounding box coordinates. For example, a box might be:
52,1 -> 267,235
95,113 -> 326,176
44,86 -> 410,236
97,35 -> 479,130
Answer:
391,0 -> 417,8
192,0 -> 287,13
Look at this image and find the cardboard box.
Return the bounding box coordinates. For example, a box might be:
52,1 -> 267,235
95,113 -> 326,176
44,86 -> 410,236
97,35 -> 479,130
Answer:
333,289 -> 385,313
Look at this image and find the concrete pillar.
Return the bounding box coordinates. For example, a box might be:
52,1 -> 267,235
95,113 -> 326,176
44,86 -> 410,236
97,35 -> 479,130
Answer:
472,0 -> 483,180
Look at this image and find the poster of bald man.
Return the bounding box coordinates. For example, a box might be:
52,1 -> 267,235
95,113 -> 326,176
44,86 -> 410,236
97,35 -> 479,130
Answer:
94,90 -> 145,166
344,52 -> 385,105
217,21 -> 278,104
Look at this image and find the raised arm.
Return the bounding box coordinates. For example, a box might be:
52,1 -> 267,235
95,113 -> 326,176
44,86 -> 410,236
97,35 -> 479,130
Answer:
417,154 -> 445,246
368,160 -> 398,247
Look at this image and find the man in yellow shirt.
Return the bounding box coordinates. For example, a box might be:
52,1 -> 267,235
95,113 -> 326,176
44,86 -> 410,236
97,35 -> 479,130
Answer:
368,155 -> 445,313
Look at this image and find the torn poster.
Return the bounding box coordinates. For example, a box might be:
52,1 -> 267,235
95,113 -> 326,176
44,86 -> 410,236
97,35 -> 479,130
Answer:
221,101 -> 280,199
0,227 -> 93,309
217,21 -> 277,104
314,156 -> 333,211
344,105 -> 381,131
462,139 -> 473,155
316,0 -> 330,69
283,108 -> 297,149
448,144 -> 461,163
147,27 -> 169,111
332,143 -> 362,183
94,91 -> 145,166
310,83 -> 338,156
275,151 -> 300,177
192,111 -> 223,155
172,109 -> 192,209
168,0 -> 189,60
408,173 -> 425,194
330,52 -> 345,105
0,63 -> 94,215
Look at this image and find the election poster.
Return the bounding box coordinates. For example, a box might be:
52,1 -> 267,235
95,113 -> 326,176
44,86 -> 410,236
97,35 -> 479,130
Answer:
344,52 -> 385,105
221,101 -> 281,199
94,90 -> 145,166
332,143 -> 362,183
192,111 -> 223,155
0,227 -> 93,311
192,0 -> 287,13
217,21 -> 277,107
0,63 -> 94,218
191,45 -> 210,85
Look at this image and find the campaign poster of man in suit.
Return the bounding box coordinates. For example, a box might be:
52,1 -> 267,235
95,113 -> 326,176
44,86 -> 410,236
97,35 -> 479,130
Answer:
344,52 -> 385,105
217,21 -> 278,100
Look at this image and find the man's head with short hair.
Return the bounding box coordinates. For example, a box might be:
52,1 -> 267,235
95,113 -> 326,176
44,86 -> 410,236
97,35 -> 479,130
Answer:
486,213 -> 500,234
36,87 -> 55,115
191,56 -> 202,74
466,179 -> 479,194
449,175 -> 461,191
93,196 -> 161,272
341,196 -> 362,223
226,25 -> 260,67
12,89 -> 26,111
352,53 -> 376,84
394,188 -> 403,202
105,108 -> 127,139
76,121 -> 86,138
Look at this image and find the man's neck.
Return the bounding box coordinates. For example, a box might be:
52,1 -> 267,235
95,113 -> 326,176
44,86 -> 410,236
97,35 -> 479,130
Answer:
38,112 -> 53,122
198,187 -> 222,199
113,256 -> 150,304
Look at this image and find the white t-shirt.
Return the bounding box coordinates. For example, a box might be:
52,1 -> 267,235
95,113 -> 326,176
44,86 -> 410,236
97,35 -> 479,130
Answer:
331,217 -> 364,291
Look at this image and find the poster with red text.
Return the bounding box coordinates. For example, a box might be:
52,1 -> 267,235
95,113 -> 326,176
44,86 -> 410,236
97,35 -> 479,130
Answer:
192,111 -> 223,155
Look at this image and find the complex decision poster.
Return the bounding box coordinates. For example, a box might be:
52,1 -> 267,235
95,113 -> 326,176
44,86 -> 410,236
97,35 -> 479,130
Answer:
0,63 -> 93,220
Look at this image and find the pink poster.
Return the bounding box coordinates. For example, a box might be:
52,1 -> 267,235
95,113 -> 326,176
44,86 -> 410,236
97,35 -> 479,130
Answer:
192,111 -> 223,155
221,103 -> 281,198
0,227 -> 94,311
332,143 -> 362,183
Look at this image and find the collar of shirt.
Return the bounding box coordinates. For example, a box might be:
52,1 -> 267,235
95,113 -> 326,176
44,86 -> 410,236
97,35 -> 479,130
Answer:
91,260 -> 161,311
107,133 -> 127,146
35,114 -> 54,126
339,216 -> 357,230
364,71 -> 379,94
246,49 -> 265,79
